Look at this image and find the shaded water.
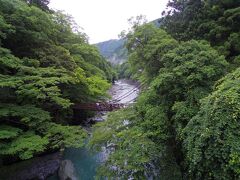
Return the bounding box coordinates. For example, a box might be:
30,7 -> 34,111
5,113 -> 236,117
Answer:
62,148 -> 103,179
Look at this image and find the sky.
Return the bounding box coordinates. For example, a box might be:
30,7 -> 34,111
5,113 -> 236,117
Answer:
49,0 -> 169,44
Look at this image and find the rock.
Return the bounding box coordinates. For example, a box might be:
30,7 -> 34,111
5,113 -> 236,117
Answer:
0,152 -> 62,180
58,160 -> 77,180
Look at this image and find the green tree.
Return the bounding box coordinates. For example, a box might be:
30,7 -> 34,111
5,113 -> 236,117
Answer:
126,24 -> 178,81
25,0 -> 50,11
0,0 -> 113,162
89,108 -> 161,179
91,25 -> 228,178
184,68 -> 240,179
127,40 -> 223,177
162,0 -> 240,68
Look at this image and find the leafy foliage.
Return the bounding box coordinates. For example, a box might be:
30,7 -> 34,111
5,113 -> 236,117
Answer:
89,108 -> 161,179
154,40 -> 227,138
184,68 -> 240,179
0,132 -> 49,160
162,0 -> 240,68
45,123 -> 87,149
115,61 -> 132,79
0,126 -> 22,140
0,0 -> 113,161
25,0 -> 50,11
126,23 -> 178,81
91,21 -> 232,179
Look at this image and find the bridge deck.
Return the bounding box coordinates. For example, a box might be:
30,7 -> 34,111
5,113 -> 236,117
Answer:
73,102 -> 125,111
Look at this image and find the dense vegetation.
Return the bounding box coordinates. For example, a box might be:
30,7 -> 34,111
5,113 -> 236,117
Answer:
1,0 -> 240,179
0,0 -> 115,162
90,0 -> 240,179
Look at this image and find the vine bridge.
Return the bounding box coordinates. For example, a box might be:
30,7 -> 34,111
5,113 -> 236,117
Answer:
73,102 -> 126,111
73,83 -> 142,111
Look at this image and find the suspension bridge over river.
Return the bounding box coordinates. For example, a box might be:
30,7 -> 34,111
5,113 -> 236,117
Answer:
73,81 -> 142,111
73,102 -> 126,111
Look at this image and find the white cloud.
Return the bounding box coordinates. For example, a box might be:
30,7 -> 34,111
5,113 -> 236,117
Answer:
49,0 -> 169,44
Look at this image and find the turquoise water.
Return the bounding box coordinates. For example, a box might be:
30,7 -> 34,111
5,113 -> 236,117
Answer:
63,147 -> 102,180
47,147 -> 103,180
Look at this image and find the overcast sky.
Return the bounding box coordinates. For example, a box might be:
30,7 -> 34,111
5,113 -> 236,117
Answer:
49,0 -> 169,44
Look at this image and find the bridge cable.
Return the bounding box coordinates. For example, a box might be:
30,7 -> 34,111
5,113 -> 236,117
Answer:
110,83 -> 143,103
110,82 -> 147,103
123,96 -> 139,104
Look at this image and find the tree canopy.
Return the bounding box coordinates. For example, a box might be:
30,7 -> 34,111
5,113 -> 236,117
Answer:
162,0 -> 240,68
0,0 -> 114,161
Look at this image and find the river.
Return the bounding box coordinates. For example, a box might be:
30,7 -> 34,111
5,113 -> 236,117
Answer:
0,79 -> 139,180
49,79 -> 139,180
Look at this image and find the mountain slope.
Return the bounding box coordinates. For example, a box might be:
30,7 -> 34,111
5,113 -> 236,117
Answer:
95,19 -> 163,65
95,39 -> 127,65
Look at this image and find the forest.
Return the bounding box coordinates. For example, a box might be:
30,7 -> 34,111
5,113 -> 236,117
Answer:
90,0 -> 240,179
0,0 -> 114,162
0,0 -> 240,179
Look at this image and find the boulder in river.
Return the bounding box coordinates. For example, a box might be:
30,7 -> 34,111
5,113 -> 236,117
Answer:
58,160 -> 77,180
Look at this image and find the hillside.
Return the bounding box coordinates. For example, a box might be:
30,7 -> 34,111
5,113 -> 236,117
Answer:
95,39 -> 127,65
95,19 -> 162,65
